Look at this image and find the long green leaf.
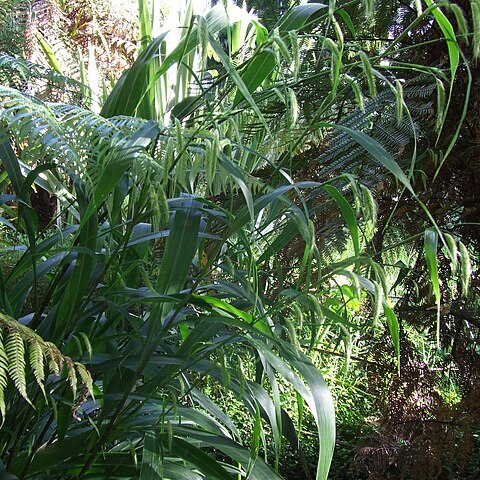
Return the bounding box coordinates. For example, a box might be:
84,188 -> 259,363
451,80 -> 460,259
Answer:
138,0 -> 153,52
383,303 -> 400,370
101,33 -> 168,118
53,185 -> 98,340
147,195 -> 201,341
169,427 -> 284,480
277,4 -> 327,33
424,228 -> 441,346
208,34 -> 270,132
104,3 -> 233,119
165,436 -> 232,480
252,340 -> 335,480
140,431 -> 162,480
232,50 -> 276,107
218,152 -> 254,224
424,0 -> 459,79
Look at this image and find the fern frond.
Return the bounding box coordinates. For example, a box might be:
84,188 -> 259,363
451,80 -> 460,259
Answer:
75,362 -> 94,398
29,340 -> 46,397
0,53 -> 86,104
311,81 -> 430,189
0,85 -> 84,179
43,341 -> 62,376
0,313 -> 94,418
0,330 -> 9,421
0,0 -> 29,58
0,90 -> 164,201
109,114 -> 152,134
5,330 -> 30,404
66,359 -> 77,401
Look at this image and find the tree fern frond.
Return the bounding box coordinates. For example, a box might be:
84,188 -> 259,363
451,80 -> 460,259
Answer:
109,115 -> 152,133
0,90 -> 166,203
0,329 -> 9,421
5,330 -> 30,404
403,81 -> 436,99
310,82 -> 431,189
0,388 -> 5,426
43,341 -> 62,376
0,53 -> 86,104
29,340 -> 46,397
75,362 -> 94,398
51,105 -> 164,188
0,86 -> 84,178
0,330 -> 8,387
0,0 -> 29,58
0,313 -> 94,419
66,359 -> 77,401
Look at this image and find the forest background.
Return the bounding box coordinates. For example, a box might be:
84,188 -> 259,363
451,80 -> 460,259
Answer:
0,0 -> 479,479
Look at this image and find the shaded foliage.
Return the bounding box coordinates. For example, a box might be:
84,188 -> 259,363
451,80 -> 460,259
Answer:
0,1 -> 478,479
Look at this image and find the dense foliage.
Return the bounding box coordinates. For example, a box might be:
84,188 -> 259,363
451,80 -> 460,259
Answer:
0,0 -> 478,479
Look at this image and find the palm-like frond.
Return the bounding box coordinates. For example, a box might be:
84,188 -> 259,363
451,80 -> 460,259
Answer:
0,53 -> 86,104
0,312 -> 93,422
0,0 -> 30,58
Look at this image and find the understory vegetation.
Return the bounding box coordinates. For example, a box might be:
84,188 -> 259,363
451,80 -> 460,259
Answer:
0,0 -> 478,479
